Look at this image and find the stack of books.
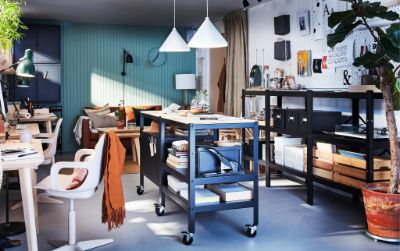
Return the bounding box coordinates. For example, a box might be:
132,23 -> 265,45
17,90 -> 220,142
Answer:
207,183 -> 252,202
175,128 -> 209,137
180,188 -> 220,205
166,140 -> 188,169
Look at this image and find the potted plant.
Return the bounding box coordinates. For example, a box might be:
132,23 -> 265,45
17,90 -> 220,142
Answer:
114,104 -> 125,129
327,0 -> 399,241
0,0 -> 26,51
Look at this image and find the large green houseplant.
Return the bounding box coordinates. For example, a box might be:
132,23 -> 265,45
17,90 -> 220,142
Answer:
0,0 -> 26,51
327,0 -> 399,240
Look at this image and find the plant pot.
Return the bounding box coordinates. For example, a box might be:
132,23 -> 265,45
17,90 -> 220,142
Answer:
362,183 -> 400,241
117,120 -> 125,129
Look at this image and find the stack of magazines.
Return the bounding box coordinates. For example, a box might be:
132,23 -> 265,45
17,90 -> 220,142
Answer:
166,140 -> 188,169
1,147 -> 39,161
175,128 -> 209,137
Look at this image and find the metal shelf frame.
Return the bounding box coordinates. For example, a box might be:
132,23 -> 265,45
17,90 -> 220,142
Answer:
139,112 -> 259,243
242,89 -> 388,205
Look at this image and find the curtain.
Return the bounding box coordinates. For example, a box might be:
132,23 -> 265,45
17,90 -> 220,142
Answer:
224,11 -> 248,117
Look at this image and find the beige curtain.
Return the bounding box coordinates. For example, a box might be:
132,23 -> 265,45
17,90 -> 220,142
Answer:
224,11 -> 248,117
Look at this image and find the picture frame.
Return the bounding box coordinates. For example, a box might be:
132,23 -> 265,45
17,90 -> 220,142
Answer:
297,10 -> 310,36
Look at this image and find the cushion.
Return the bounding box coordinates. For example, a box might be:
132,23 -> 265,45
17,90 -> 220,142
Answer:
87,112 -> 118,128
124,106 -> 135,122
84,103 -> 111,116
133,107 -> 154,126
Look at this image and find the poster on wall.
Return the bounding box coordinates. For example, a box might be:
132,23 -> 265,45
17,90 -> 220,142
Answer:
312,0 -> 337,40
297,50 -> 312,77
297,10 -> 310,36
327,39 -> 354,68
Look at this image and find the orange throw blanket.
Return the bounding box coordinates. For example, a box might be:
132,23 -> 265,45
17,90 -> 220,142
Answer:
102,130 -> 126,231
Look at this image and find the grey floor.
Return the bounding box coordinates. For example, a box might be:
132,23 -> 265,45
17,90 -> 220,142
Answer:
1,159 -> 398,251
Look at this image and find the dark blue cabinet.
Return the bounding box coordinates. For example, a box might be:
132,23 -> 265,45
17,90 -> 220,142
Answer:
13,24 -> 61,103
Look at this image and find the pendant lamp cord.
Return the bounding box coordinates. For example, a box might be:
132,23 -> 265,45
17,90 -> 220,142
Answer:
206,0 -> 209,17
174,0 -> 176,27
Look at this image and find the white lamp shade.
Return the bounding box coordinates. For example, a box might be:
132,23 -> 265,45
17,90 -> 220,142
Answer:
176,74 -> 196,90
188,17 -> 228,48
160,28 -> 190,52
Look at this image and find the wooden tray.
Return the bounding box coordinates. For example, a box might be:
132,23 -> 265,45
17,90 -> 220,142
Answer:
333,173 -> 365,189
315,150 -> 334,162
334,163 -> 390,181
313,158 -> 334,171
313,167 -> 333,180
333,154 -> 390,170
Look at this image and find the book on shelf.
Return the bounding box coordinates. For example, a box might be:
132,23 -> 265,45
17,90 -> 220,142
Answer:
168,148 -> 188,157
172,140 -> 188,152
167,175 -> 204,193
166,158 -> 188,169
167,153 -> 188,163
180,188 -> 220,205
175,128 -> 209,136
206,183 -> 252,202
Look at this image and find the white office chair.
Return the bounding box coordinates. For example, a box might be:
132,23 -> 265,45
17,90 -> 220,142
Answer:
12,118 -> 64,210
36,134 -> 113,251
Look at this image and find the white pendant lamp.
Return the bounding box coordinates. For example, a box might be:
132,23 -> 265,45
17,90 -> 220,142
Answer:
188,0 -> 228,48
160,0 -> 190,52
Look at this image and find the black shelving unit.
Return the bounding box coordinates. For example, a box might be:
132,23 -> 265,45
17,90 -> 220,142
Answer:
138,111 -> 259,245
242,89 -> 389,205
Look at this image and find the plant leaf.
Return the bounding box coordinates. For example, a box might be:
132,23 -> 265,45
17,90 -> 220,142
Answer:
327,20 -> 362,48
353,51 -> 386,69
396,78 -> 400,93
328,10 -> 354,29
376,28 -> 400,62
386,23 -> 400,48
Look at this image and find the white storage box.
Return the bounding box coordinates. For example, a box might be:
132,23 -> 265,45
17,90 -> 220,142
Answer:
284,144 -> 307,171
274,136 -> 303,165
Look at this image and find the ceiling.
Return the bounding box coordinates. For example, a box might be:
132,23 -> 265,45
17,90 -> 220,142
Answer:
21,0 -> 266,27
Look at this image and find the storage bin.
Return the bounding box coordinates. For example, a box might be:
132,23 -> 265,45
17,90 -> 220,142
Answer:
313,167 -> 333,180
274,136 -> 302,165
334,173 -> 365,189
271,108 -> 285,129
284,144 -> 306,171
196,145 -> 242,175
298,111 -> 342,133
285,109 -> 300,131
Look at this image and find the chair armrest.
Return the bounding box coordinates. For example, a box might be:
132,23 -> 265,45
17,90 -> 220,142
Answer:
36,133 -> 52,139
50,161 -> 87,191
74,149 -> 95,162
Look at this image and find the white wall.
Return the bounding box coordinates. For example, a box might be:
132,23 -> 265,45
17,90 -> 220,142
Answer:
247,0 -> 400,129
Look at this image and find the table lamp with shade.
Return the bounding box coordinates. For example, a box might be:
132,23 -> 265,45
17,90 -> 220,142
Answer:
176,74 -> 196,108
0,49 -> 36,237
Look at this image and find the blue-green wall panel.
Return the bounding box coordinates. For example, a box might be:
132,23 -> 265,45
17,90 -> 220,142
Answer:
61,23 -> 195,151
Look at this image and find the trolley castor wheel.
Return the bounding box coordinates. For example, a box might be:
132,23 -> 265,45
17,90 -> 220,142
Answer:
154,204 -> 165,216
246,225 -> 257,238
136,186 -> 144,195
181,231 -> 193,245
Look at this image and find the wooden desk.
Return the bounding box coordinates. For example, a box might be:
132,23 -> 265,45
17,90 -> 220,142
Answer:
1,140 -> 44,251
7,113 -> 57,133
97,127 -> 142,164
1,123 -> 40,140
